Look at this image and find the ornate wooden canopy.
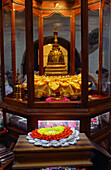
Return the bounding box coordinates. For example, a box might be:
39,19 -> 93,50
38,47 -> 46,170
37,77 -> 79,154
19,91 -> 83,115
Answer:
3,0 -> 102,17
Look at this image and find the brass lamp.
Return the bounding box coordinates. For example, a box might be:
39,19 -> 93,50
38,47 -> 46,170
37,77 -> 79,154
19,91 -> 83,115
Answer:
14,69 -> 24,100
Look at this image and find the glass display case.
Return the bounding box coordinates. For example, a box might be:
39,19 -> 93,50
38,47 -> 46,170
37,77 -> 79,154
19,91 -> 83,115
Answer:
0,0 -> 111,147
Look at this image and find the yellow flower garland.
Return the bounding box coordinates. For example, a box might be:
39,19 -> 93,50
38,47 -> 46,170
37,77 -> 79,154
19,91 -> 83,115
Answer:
38,126 -> 65,136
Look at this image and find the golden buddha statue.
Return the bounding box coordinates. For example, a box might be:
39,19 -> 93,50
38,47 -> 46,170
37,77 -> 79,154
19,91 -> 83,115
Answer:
45,28 -> 67,75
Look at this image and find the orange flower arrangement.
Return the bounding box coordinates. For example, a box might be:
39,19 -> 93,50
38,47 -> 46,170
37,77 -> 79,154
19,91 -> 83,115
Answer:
30,126 -> 73,141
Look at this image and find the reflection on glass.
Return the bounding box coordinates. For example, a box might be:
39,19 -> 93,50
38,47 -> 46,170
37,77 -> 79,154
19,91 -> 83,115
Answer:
15,11 -> 25,81
96,68 -> 109,94
88,10 -> 99,89
91,112 -> 110,133
38,120 -> 80,131
33,15 -> 39,74
5,71 -> 13,96
3,10 -> 13,96
102,4 -> 110,94
6,113 -> 27,132
75,14 -> 81,70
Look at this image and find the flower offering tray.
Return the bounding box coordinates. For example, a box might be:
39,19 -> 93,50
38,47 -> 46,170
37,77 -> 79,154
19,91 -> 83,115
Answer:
26,127 -> 80,147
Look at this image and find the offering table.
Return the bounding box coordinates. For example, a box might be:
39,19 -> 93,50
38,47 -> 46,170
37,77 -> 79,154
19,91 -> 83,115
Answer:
12,133 -> 94,169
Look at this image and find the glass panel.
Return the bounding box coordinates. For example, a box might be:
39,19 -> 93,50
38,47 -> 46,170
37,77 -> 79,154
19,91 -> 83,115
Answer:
75,14 -> 81,74
33,15 -> 39,73
20,13 -> 39,101
14,10 -> 27,101
102,4 -> 110,95
3,10 -> 13,96
91,116 -> 101,133
6,113 -> 27,132
15,11 -> 25,82
75,13 -> 81,102
91,112 -> 110,134
43,13 -> 70,74
88,10 -> 99,93
38,120 -> 80,131
34,13 -> 71,100
0,109 -> 3,125
33,15 -> 39,100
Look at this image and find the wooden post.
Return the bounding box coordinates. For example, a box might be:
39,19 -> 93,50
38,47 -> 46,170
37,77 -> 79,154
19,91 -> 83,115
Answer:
11,3 -> 16,87
0,0 -> 5,99
98,2 -> 103,93
80,117 -> 90,137
81,0 -> 88,106
25,0 -> 35,106
27,116 -> 38,132
39,12 -> 43,75
70,10 -> 75,75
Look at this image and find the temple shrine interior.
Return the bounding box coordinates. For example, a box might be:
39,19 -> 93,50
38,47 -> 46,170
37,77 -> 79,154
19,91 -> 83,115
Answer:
0,0 -> 111,169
